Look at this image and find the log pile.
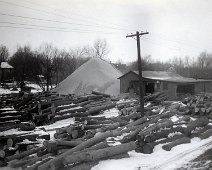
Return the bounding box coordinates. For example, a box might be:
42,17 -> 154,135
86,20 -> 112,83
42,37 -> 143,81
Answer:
0,91 -> 115,128
1,91 -> 212,169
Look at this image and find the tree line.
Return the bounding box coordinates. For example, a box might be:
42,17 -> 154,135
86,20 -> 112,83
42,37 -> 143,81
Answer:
117,52 -> 212,80
1,40 -> 212,91
0,39 -> 110,90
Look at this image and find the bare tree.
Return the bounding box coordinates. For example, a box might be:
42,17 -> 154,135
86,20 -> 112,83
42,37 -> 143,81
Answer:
0,45 -> 9,62
92,39 -> 110,59
38,43 -> 61,91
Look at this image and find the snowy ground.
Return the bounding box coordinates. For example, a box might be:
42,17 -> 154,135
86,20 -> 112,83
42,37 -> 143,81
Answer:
92,137 -> 212,170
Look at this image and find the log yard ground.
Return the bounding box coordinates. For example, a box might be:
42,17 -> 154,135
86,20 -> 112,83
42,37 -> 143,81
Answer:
1,87 -> 212,170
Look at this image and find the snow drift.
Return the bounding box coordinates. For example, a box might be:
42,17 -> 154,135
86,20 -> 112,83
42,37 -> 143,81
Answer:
53,58 -> 122,96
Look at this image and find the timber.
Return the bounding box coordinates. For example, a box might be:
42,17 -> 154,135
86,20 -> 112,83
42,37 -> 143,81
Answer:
162,137 -> 191,151
62,142 -> 136,166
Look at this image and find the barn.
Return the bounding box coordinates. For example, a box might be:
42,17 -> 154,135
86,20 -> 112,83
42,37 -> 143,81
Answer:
118,70 -> 212,99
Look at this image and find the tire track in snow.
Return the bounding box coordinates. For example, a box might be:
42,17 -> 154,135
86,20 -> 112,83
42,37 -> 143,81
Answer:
150,140 -> 212,170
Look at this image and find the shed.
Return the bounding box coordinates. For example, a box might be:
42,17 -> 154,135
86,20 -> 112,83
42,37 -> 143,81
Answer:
0,62 -> 14,83
118,70 -> 212,99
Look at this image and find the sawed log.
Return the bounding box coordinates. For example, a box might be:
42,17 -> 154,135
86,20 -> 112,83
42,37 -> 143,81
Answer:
37,130 -> 122,170
162,137 -> 190,151
62,141 -> 136,166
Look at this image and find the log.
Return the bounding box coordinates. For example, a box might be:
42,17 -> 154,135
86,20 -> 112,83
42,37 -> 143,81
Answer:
198,129 -> 212,140
9,157 -> 34,168
54,133 -> 68,139
162,137 -> 190,151
37,130 -> 122,170
84,141 -> 109,151
56,104 -> 77,112
0,158 -> 7,167
183,116 -> 209,136
57,141 -> 109,155
25,157 -> 53,170
91,91 -> 110,98
77,100 -> 94,107
62,142 -> 136,166
83,119 -> 114,125
19,122 -> 36,131
0,120 -> 20,126
190,125 -> 212,138
61,153 -> 129,170
54,99 -> 74,107
138,119 -> 174,141
87,103 -> 116,115
0,124 -> 20,132
23,153 -> 54,169
55,107 -> 87,116
136,134 -> 187,154
87,95 -> 104,100
126,116 -> 147,128
37,102 -> 52,110
74,116 -> 106,121
120,116 -> 161,143
71,129 -> 85,139
0,111 -> 20,117
5,146 -> 45,162
144,126 -> 184,143
55,140 -> 83,147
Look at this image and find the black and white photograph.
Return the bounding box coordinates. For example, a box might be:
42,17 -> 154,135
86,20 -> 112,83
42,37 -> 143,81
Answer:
0,0 -> 212,169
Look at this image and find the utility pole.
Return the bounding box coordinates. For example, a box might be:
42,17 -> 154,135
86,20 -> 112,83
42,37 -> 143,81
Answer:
126,31 -> 149,115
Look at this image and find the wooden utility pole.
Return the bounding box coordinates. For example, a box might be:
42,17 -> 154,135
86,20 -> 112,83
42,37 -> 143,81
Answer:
126,31 -> 149,115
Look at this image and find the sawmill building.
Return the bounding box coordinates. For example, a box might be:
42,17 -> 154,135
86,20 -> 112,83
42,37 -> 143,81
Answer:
118,70 -> 212,99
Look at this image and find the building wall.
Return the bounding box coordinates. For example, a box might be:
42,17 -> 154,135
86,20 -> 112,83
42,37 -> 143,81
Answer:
120,72 -> 138,93
195,82 -> 212,94
120,72 -> 212,98
167,82 -> 177,99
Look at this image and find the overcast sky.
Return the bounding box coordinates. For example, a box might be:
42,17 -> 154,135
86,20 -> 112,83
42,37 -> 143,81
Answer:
0,0 -> 212,63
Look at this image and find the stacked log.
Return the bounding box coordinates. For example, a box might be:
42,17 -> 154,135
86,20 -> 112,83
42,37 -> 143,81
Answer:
1,91 -> 212,169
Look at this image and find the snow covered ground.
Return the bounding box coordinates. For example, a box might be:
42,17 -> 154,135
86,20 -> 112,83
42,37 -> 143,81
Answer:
92,136 -> 212,170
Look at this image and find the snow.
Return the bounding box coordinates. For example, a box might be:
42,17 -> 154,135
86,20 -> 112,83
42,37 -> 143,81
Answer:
53,58 -> 122,96
59,106 -> 81,113
26,83 -> 43,93
96,108 -> 119,118
170,115 -> 179,122
0,87 -> 19,94
92,137 -> 212,170
0,128 -> 49,137
39,118 -> 75,131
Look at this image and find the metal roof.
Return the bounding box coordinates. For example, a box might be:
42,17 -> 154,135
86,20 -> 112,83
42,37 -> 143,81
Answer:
0,62 -> 13,69
118,70 -> 211,83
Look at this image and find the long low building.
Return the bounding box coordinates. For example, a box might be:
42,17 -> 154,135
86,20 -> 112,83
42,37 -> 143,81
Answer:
118,70 -> 212,99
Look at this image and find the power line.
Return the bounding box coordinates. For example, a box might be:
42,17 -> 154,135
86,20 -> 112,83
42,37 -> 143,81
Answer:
0,0 -> 134,32
0,12 -> 129,33
0,24 -> 123,35
0,21 -> 124,33
20,0 -> 137,32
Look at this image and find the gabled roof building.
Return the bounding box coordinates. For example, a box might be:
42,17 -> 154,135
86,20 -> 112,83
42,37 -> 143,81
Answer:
118,70 -> 212,99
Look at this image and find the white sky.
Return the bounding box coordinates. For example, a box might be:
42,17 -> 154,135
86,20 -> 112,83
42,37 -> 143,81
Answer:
0,0 -> 212,63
